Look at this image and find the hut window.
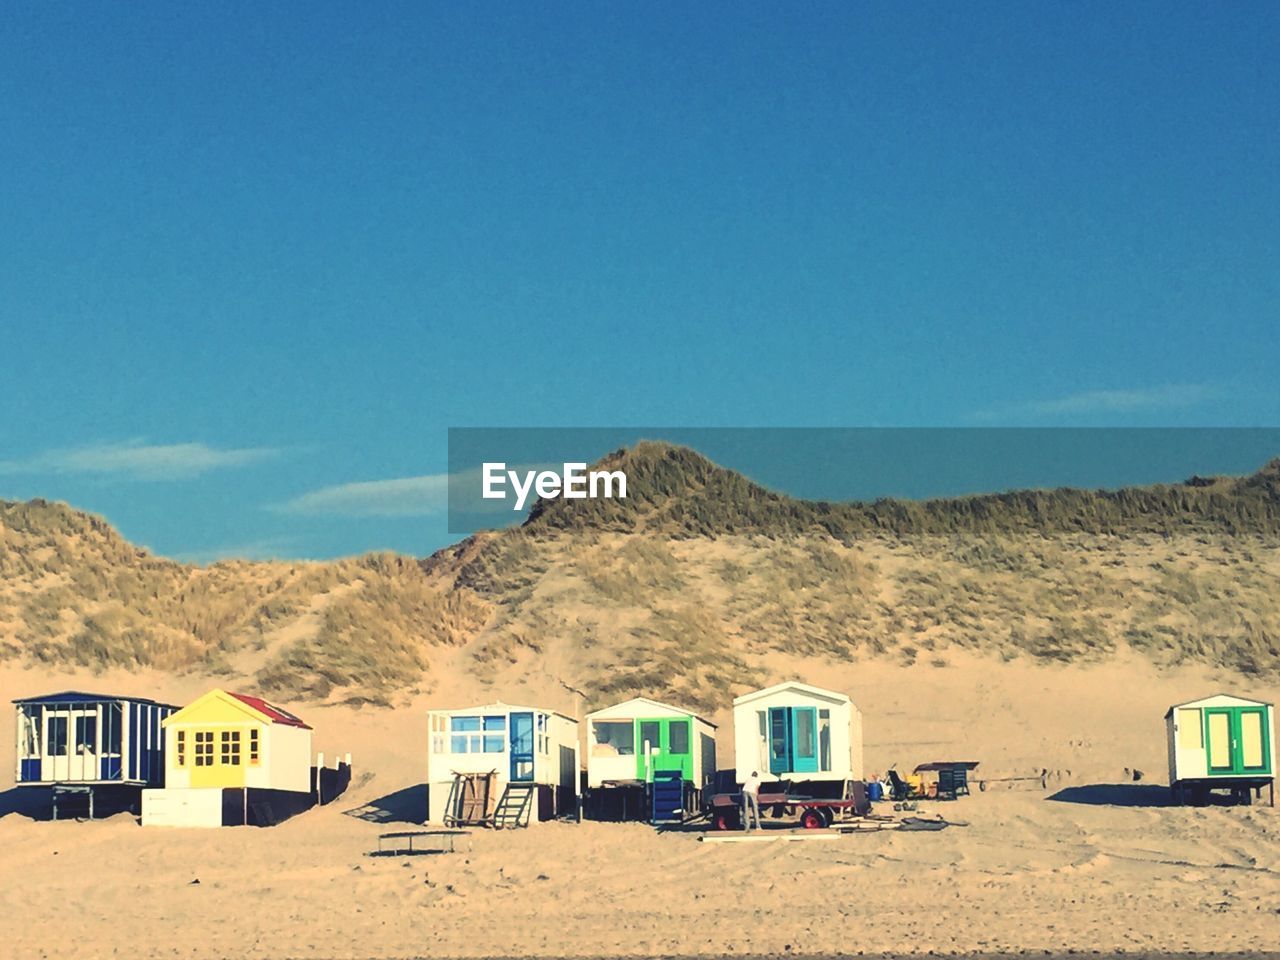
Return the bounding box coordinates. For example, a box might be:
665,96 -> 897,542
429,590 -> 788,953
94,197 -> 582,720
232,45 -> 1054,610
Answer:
1241,711 -> 1265,768
176,731 -> 187,766
48,715 -> 68,755
669,721 -> 690,756
639,721 -> 661,756
1177,708 -> 1203,749
19,707 -> 39,757
195,731 -> 214,766
104,703 -> 122,755
221,730 -> 242,766
483,716 -> 506,731
74,716 -> 97,755
249,729 -> 260,764
592,721 -> 634,757
794,710 -> 815,759
483,735 -> 504,753
819,710 -> 832,772
451,716 -> 481,733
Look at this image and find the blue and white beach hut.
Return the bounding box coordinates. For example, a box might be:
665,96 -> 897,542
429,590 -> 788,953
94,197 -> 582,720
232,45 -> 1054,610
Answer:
13,691 -> 176,791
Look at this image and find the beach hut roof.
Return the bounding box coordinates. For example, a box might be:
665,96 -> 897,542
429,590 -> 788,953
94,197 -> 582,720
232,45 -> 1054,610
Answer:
1164,692 -> 1272,718
12,690 -> 171,707
585,696 -> 717,727
163,689 -> 312,729
733,680 -> 851,708
227,692 -> 311,728
432,701 -> 577,724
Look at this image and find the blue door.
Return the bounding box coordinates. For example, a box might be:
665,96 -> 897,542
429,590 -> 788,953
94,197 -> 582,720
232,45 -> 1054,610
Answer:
767,707 -> 791,775
791,707 -> 819,774
509,712 -> 535,781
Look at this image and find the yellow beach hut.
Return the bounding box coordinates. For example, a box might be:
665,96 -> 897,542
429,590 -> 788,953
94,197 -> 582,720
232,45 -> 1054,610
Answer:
142,689 -> 314,827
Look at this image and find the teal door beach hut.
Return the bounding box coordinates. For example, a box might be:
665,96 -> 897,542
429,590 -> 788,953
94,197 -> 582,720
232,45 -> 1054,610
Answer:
732,681 -> 863,786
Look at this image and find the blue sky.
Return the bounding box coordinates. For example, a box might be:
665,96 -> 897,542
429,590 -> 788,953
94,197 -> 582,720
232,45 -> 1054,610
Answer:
1,3 -> 1277,560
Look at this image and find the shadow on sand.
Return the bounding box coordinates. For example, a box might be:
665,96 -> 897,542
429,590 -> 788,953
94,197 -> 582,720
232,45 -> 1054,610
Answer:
1047,783 -> 1175,807
0,785 -> 144,821
0,786 -> 52,821
344,783 -> 426,824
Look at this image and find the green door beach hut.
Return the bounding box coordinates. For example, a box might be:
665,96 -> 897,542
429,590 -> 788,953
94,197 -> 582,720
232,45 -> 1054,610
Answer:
585,697 -> 717,819
733,681 -> 863,792
1166,694 -> 1274,805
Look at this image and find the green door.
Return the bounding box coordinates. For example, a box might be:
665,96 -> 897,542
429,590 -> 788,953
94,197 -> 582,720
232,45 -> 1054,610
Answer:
635,717 -> 694,782
1238,707 -> 1270,774
1205,707 -> 1273,776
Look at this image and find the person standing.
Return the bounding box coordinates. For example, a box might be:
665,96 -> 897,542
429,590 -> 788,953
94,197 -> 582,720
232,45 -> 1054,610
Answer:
741,770 -> 762,830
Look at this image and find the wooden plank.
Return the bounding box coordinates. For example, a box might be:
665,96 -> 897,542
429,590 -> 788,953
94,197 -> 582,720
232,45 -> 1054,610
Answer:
698,832 -> 845,843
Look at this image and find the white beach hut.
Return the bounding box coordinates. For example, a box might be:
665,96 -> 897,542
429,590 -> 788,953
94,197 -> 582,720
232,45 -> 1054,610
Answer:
1166,693 -> 1274,805
732,681 -> 862,785
426,701 -> 579,827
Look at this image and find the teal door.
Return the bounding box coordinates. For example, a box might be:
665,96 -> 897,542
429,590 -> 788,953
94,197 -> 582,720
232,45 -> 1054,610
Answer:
791,707 -> 818,774
509,712 -> 534,781
768,707 -> 791,775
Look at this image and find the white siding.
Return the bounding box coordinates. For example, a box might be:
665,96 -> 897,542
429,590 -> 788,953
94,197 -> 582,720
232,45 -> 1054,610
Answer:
262,723 -> 312,793
141,787 -> 223,828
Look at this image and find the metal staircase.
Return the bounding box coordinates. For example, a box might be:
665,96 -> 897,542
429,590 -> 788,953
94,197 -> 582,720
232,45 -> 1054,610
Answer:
492,782 -> 536,829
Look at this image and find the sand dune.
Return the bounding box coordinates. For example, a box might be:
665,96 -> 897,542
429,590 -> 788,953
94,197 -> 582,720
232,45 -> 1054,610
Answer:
2,653 -> 1277,958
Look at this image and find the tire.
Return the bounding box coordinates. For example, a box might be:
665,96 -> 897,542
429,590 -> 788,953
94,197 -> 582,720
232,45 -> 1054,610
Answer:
800,808 -> 826,830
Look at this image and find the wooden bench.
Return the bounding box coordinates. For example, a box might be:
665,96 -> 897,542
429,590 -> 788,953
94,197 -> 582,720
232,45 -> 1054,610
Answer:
375,830 -> 469,856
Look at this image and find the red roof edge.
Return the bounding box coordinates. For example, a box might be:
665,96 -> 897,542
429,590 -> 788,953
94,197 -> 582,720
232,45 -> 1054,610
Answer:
228,692 -> 312,729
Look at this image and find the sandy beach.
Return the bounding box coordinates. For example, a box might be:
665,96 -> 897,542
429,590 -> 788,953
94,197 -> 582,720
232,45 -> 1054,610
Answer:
2,652 -> 1277,959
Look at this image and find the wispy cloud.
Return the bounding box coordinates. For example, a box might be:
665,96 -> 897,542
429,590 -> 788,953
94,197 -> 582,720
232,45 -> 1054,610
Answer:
975,383 -> 1214,421
279,474 -> 450,517
0,439 -> 279,481
279,462 -> 561,518
171,537 -> 302,565
1028,383 -> 1213,416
